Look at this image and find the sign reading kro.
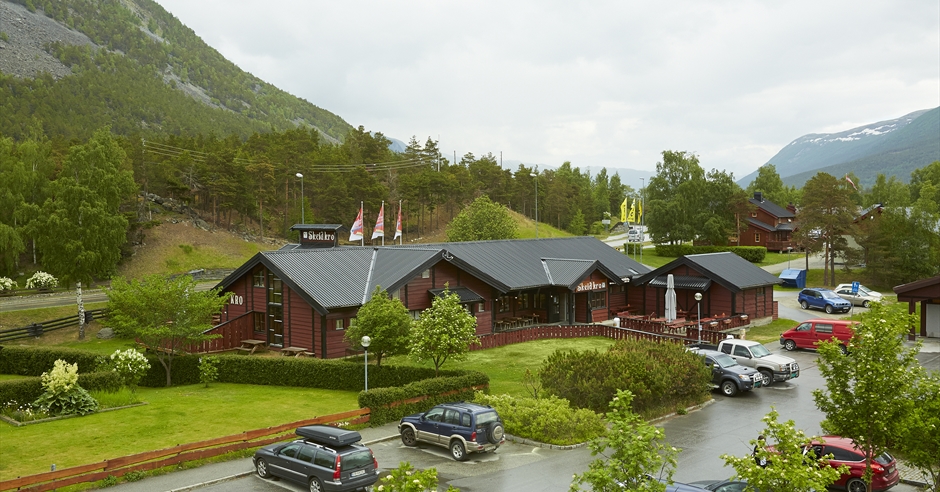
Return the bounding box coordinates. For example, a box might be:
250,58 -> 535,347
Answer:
575,279 -> 607,292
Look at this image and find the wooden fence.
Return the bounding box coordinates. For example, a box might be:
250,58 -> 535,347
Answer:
0,309 -> 110,343
191,311 -> 255,353
471,322 -> 734,351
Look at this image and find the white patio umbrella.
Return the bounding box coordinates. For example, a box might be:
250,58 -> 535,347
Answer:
665,274 -> 677,322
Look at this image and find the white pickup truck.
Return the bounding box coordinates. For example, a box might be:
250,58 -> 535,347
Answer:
694,337 -> 800,386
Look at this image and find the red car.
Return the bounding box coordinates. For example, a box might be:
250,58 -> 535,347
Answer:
805,436 -> 899,492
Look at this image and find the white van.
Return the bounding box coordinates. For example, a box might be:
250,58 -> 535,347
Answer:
627,229 -> 642,242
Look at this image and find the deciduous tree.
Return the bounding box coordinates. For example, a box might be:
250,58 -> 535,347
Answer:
409,287 -> 480,376
897,374 -> 940,491
445,195 -> 517,242
344,286 -> 412,366
721,407 -> 847,492
813,303 -> 922,489
106,274 -> 227,386
570,389 -> 679,492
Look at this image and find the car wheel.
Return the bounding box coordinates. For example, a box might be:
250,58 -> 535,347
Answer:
862,300 -> 870,308
825,304 -> 834,314
759,370 -> 774,387
255,458 -> 272,479
846,478 -> 868,492
800,300 -> 808,309
308,477 -> 324,492
784,339 -> 797,351
721,380 -> 738,397
450,440 -> 468,461
487,422 -> 505,444
401,427 -> 417,446
840,344 -> 848,355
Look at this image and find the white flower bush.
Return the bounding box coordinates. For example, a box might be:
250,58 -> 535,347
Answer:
25,271 -> 58,290
34,359 -> 99,416
109,349 -> 151,391
0,277 -> 16,292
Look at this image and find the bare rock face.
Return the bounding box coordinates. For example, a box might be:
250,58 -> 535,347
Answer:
0,1 -> 97,79
96,327 -> 115,339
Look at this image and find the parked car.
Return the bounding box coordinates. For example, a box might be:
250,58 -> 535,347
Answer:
694,338 -> 799,387
834,283 -> 883,308
803,436 -> 900,492
780,319 -> 858,354
253,425 -> 379,492
688,479 -> 750,492
627,229 -> 643,242
398,401 -> 505,461
798,288 -> 852,314
688,347 -> 764,396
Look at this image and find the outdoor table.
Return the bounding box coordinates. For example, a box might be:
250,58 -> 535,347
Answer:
280,346 -> 307,357
238,339 -> 266,355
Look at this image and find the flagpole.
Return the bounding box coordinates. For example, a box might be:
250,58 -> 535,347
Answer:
381,200 -> 385,246
360,201 -> 364,246
398,199 -> 403,245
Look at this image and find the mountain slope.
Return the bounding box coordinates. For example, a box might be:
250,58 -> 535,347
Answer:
0,0 -> 352,141
739,107 -> 939,187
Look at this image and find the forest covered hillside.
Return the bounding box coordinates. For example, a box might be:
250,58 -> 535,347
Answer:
0,0 -> 352,142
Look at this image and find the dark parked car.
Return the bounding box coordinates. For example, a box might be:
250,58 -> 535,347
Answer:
688,479 -> 750,491
253,425 -> 379,492
804,436 -> 899,492
798,288 -> 852,314
688,347 -> 764,396
398,401 -> 505,461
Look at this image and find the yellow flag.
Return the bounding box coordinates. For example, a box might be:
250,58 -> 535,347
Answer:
627,199 -> 636,223
620,197 -> 627,222
637,199 -> 643,222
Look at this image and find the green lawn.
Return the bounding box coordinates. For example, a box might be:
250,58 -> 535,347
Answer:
0,383 -> 360,480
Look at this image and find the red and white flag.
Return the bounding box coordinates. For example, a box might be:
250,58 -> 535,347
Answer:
372,202 -> 385,240
394,202 -> 403,240
349,206 -> 364,241
845,174 -> 858,191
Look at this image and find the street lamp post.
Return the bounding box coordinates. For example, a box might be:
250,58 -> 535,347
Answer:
295,173 -> 304,224
531,167 -> 539,238
695,292 -> 703,343
787,246 -> 792,268
639,177 -> 645,263
361,336 -> 371,391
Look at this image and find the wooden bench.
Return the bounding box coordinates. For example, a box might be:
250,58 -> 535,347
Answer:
281,346 -> 312,357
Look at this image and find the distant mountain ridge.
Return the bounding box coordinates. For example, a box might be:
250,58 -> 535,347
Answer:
739,107 -> 939,187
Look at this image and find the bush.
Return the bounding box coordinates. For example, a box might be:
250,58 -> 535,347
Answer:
0,277 -> 16,292
33,359 -> 99,416
25,271 -> 58,290
539,338 -> 711,416
106,349 -> 150,391
0,371 -> 120,405
473,392 -> 606,445
653,244 -> 766,263
0,346 -> 104,376
376,462 -> 459,492
360,372 -> 490,425
199,356 -> 220,387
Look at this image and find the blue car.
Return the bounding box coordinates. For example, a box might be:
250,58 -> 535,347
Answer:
798,288 -> 851,314
398,402 -> 505,461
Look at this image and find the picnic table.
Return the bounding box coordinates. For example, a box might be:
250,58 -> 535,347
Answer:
236,339 -> 266,355
281,346 -> 314,357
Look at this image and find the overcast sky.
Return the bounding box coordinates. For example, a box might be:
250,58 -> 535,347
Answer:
154,0 -> 939,181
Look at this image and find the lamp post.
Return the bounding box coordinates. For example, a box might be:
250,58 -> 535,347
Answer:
295,173 -> 304,224
361,336 -> 371,391
639,177 -> 645,263
695,292 -> 703,343
787,246 -> 792,268
531,167 -> 539,238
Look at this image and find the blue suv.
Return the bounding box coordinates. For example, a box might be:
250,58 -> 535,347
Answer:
398,402 -> 505,461
798,288 -> 851,314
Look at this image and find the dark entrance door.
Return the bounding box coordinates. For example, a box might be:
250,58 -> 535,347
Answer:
548,294 -> 561,323
267,274 -> 284,346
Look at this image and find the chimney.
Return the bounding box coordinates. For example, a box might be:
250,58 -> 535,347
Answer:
754,192 -> 763,202
786,203 -> 796,214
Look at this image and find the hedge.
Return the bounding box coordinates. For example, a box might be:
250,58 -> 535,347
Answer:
0,371 -> 122,405
360,371 -> 490,425
653,244 -> 766,263
0,346 -> 104,376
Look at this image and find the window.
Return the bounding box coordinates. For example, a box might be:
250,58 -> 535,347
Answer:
461,413 -> 471,426
756,286 -> 765,296
297,445 -> 316,463
588,290 -> 606,309
390,289 -> 400,300
422,269 -> 430,279
734,345 -> 751,358
796,322 -> 812,332
497,296 -> 510,313
409,310 -> 422,320
754,233 -> 761,242
751,212 -> 758,218
534,294 -> 545,309
281,443 -> 301,458
252,312 -> 265,332
444,409 -> 460,425
815,323 -> 833,334
720,344 -> 732,355
313,450 -> 334,469
522,293 -> 529,308
253,270 -> 265,288
425,407 -> 444,422
267,274 -> 282,304
335,319 -> 344,331
477,302 -> 484,313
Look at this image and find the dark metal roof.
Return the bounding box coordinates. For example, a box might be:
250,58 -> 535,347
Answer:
429,286 -> 484,303
216,236 -> 651,314
634,252 -> 782,293
746,218 -> 776,232
749,197 -> 795,218
648,275 -> 712,291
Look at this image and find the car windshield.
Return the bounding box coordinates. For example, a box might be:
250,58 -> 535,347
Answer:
475,410 -> 499,425
750,344 -> 771,358
341,450 -> 373,469
821,290 -> 842,299
713,354 -> 737,368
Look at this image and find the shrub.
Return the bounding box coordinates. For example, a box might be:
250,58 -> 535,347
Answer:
0,346 -> 105,376
0,371 -> 120,405
0,276 -> 16,292
107,349 -> 150,391
33,359 -> 99,416
473,392 -> 606,445
653,244 -> 766,262
360,372 -> 490,425
199,356 -> 220,387
539,338 -> 710,416
25,271 -> 58,290
376,462 -> 458,492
